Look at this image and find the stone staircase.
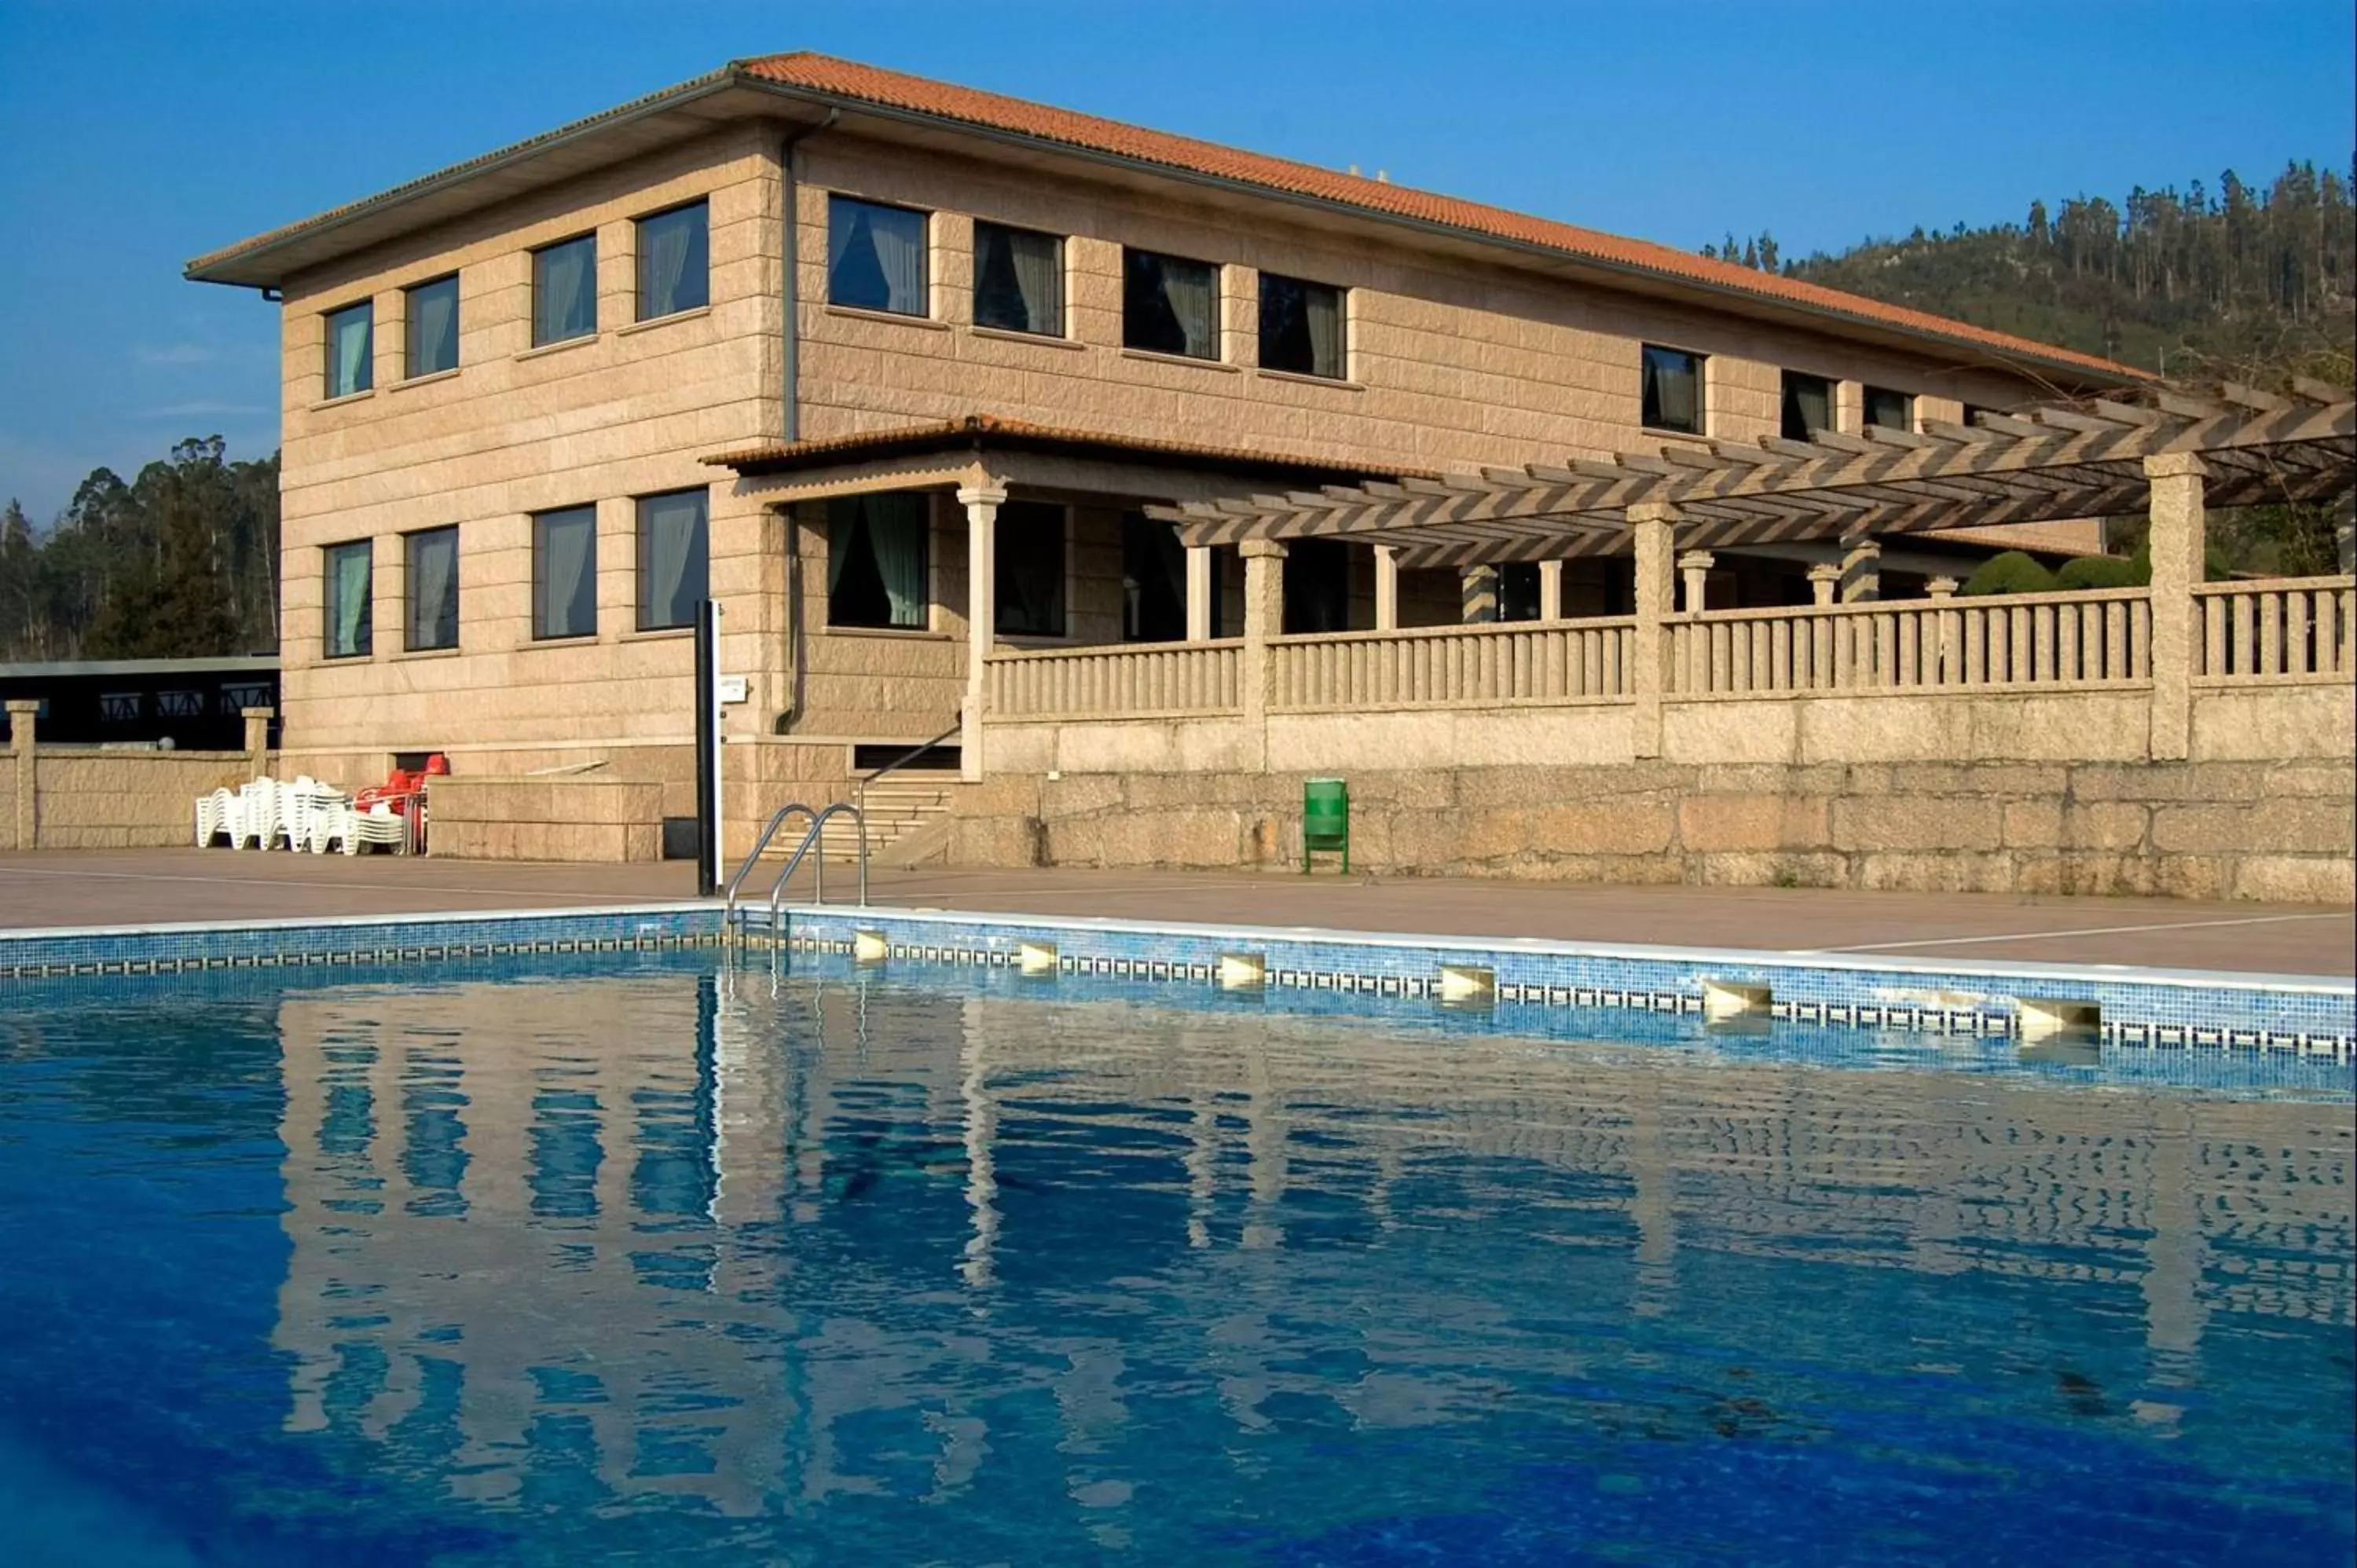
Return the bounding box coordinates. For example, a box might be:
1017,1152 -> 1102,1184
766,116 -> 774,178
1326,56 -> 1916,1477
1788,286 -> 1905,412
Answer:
809,775 -> 961,867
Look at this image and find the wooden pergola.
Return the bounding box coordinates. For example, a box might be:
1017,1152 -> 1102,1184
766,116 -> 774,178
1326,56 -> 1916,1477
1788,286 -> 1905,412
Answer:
1149,383 -> 2355,569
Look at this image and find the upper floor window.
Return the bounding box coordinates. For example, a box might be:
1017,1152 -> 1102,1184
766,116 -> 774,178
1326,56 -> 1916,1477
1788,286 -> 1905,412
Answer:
1781,370 -> 1833,440
827,196 -> 928,317
1124,247 -> 1219,360
405,276 -> 459,378
405,526 -> 459,651
636,488 -> 709,631
1864,385 -> 1915,430
532,234 -> 597,347
827,493 -> 929,629
1258,273 -> 1345,379
995,501 -> 1067,638
532,504 -> 598,640
323,539 -> 372,658
973,220 -> 1064,337
323,302 -> 372,399
1640,345 -> 1703,434
636,200 -> 709,321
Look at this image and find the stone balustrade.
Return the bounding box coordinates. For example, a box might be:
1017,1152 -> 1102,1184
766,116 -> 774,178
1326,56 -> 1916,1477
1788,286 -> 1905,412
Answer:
986,638 -> 1243,719
1666,588 -> 2155,697
1270,618 -> 1635,711
2194,575 -> 2356,682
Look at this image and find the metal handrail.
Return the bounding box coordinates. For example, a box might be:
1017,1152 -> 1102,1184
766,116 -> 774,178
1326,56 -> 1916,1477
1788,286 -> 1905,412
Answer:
722,801 -> 816,939
853,720 -> 963,822
764,802 -> 868,935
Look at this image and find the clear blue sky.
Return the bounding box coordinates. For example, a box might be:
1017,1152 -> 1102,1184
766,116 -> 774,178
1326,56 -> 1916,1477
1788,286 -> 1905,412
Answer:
1,0 -> 2348,522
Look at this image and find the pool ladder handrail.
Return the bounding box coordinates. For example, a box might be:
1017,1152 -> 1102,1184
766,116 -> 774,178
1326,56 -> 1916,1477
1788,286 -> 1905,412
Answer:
761,802 -> 868,936
723,801 -> 818,940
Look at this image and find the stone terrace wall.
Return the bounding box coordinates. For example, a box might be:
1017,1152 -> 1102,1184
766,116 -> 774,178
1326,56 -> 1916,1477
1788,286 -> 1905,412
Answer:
947,758 -> 2355,903
12,750 -> 258,851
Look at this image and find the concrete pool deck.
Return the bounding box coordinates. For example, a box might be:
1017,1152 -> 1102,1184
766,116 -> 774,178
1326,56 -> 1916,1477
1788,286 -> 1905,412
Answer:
1,848 -> 2349,978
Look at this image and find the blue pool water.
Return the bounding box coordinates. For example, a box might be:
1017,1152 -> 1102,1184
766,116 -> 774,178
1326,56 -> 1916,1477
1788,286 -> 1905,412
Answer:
1,955 -> 2350,1565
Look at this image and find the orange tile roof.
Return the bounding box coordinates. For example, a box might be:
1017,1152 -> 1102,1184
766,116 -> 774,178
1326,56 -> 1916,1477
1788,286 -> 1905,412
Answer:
738,53 -> 2145,383
705,414 -> 1436,482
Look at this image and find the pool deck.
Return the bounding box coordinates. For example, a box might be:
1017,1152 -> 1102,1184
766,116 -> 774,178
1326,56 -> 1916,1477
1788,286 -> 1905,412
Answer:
1,848 -> 2349,978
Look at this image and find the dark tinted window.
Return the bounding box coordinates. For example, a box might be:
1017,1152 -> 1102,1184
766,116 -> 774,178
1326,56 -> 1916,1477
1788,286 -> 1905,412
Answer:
532,506 -> 598,639
1781,370 -> 1833,440
533,235 -> 597,346
1259,273 -> 1345,378
1641,344 -> 1703,434
405,276 -> 459,377
828,197 -> 928,316
405,527 -> 458,651
636,201 -> 709,320
1864,385 -> 1915,430
1123,248 -> 1219,359
973,221 -> 1063,336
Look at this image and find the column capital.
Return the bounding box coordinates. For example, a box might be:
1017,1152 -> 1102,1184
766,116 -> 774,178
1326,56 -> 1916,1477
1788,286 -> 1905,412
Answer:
2143,452 -> 2209,482
3,698 -> 38,716
1925,577 -> 1960,599
955,485 -> 1009,509
1239,538 -> 1288,560
1675,549 -> 1716,570
1627,501 -> 1680,526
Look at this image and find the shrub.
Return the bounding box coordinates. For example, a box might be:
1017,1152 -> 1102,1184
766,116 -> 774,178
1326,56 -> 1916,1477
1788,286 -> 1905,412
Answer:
1961,551 -> 2058,595
2055,553 -> 2146,590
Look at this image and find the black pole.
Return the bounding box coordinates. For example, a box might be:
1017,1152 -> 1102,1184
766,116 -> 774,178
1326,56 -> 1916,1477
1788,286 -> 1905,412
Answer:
693,599 -> 720,896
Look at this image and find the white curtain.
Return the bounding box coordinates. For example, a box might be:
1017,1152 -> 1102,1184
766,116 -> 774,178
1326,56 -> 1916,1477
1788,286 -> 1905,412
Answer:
640,491 -> 707,628
641,205 -> 702,317
870,495 -> 926,627
331,309 -> 371,396
537,239 -> 593,343
331,544 -> 371,655
1161,261 -> 1217,358
538,510 -> 596,637
409,529 -> 456,647
1304,284 -> 1342,378
1010,229 -> 1061,335
409,283 -> 456,374
1647,351 -> 1699,431
871,208 -> 927,315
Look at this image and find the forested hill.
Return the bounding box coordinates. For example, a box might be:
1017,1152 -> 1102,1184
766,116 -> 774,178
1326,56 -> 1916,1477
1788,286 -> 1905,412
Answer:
1706,160 -> 2355,379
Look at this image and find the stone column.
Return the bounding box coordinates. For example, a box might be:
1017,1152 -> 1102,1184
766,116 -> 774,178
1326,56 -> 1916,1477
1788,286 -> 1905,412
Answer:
1538,559 -> 1564,622
1459,563 -> 1498,624
1185,545 -> 1215,642
1239,540 -> 1285,769
6,699 -> 35,852
2144,452 -> 2208,761
1806,562 -> 1841,606
956,485 -> 1006,782
1925,580 -> 1961,683
1373,547 -> 1399,632
1839,536 -> 1882,603
1677,549 -> 1714,615
1629,504 -> 1675,760
244,706 -> 275,779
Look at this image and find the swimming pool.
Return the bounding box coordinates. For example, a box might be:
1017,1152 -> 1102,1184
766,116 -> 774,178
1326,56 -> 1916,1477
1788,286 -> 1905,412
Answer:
2,952 -> 2350,1564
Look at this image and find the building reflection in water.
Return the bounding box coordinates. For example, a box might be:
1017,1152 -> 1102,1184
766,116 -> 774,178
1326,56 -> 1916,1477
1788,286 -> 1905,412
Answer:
272,969 -> 2355,1517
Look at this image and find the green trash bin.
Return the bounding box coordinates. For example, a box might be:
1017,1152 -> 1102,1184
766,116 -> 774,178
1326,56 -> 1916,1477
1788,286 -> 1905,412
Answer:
1303,777 -> 1349,874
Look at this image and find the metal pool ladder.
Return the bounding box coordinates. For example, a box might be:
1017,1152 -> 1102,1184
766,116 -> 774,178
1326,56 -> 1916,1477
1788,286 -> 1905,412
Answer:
722,800 -> 868,948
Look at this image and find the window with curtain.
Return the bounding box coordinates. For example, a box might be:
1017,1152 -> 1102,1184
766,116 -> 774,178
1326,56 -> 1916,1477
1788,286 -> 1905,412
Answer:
405,276 -> 459,378
1120,511 -> 1187,642
636,488 -> 709,630
323,302 -> 373,399
1123,247 -> 1219,359
995,500 -> 1067,637
636,201 -> 709,321
323,539 -> 373,658
1640,344 -> 1703,434
532,234 -> 597,346
826,493 -> 929,628
1864,385 -> 1915,430
1781,370 -> 1833,440
827,196 -> 929,316
532,505 -> 599,639
404,526 -> 459,650
973,220 -> 1065,336
1258,273 -> 1345,379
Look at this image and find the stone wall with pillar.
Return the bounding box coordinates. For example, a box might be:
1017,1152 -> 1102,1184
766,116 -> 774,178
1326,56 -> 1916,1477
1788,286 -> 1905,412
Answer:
956,484 -> 1007,782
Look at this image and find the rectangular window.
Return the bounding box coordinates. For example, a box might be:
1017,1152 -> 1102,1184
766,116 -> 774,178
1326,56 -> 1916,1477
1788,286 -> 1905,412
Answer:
636,200 -> 709,321
1640,344 -> 1703,434
405,275 -> 459,378
323,539 -> 373,658
404,526 -> 459,651
1499,562 -> 1542,622
1781,371 -> 1833,440
1123,247 -> 1219,360
532,234 -> 597,346
1282,537 -> 1351,634
323,302 -> 372,398
995,501 -> 1067,637
826,493 -> 929,629
532,505 -> 599,639
1120,511 -> 1187,642
972,220 -> 1065,336
1258,273 -> 1346,379
827,196 -> 929,316
1864,385 -> 1915,430
636,489 -> 709,630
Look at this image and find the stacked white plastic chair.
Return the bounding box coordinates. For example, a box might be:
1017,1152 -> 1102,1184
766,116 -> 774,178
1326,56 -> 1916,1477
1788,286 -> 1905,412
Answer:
193,787 -> 235,847
226,779 -> 279,850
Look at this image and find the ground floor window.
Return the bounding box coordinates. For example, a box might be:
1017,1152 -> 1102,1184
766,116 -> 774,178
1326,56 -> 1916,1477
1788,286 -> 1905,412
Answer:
324,539 -> 372,658
1283,537 -> 1351,634
1121,511 -> 1187,642
532,505 -> 598,640
636,489 -> 709,630
995,500 -> 1066,637
1499,562 -> 1542,621
404,526 -> 458,650
827,493 -> 929,629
